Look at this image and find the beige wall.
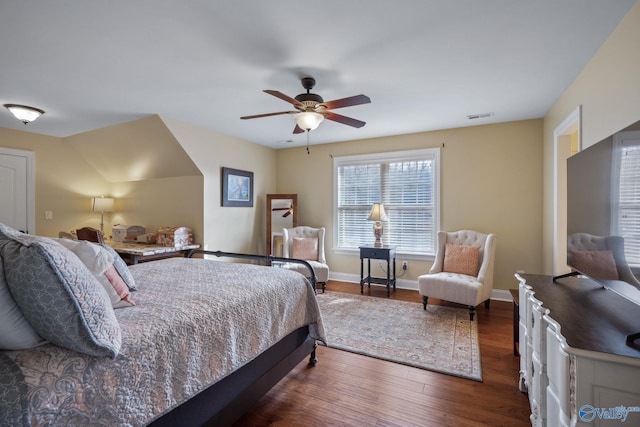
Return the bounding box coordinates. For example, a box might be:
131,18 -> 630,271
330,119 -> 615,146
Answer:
276,119 -> 543,291
542,1 -> 640,274
0,127 -> 111,236
66,115 -> 201,182
161,117 -> 277,255
1,115 -> 278,255
1,113 -> 277,259
109,175 -> 204,241
64,115 -> 205,244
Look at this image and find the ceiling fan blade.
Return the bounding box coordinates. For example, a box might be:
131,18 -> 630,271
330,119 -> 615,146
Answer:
321,94 -> 371,110
283,211 -> 291,217
325,112 -> 366,128
264,90 -> 304,107
241,111 -> 295,120
293,124 -> 305,134
272,207 -> 290,211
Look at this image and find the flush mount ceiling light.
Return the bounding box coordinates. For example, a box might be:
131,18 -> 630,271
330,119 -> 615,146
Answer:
4,104 -> 45,124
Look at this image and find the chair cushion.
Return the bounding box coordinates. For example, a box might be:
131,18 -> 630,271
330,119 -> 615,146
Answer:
443,243 -> 480,276
418,272 -> 483,306
571,250 -> 619,280
292,237 -> 318,261
283,261 -> 329,283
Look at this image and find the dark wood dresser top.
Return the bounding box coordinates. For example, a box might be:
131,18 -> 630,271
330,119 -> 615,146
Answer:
520,274 -> 640,359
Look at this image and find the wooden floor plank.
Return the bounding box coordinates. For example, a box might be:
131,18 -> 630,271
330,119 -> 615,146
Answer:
234,281 -> 531,426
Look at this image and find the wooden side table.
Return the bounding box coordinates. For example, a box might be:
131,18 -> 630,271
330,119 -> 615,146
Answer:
359,245 -> 397,297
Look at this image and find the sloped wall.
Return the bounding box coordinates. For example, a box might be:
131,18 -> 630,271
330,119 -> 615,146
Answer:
66,115 -> 200,182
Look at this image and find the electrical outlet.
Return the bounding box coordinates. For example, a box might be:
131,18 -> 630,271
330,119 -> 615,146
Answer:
402,260 -> 408,270
45,210 -> 53,220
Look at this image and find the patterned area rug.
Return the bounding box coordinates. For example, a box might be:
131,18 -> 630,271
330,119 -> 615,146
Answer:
316,291 -> 482,381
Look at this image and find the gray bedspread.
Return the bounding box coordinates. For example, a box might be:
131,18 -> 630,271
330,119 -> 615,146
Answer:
0,258 -> 325,426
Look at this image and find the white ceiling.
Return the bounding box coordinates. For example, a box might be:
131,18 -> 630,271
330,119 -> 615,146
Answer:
0,0 -> 636,149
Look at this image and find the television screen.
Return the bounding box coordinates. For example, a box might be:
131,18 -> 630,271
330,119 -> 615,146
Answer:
566,120 -> 640,292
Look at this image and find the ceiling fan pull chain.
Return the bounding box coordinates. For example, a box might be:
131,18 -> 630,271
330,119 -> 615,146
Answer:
306,131 -> 310,154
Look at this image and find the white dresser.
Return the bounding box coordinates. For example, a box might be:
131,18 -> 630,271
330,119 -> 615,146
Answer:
517,274 -> 640,427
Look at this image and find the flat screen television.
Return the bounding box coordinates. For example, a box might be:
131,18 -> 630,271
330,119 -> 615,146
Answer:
565,119 -> 640,296
566,120 -> 640,345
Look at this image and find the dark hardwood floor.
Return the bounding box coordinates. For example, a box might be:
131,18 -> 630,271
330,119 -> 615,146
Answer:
234,281 -> 531,426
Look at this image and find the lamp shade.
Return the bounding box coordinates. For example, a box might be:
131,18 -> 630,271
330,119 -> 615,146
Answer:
4,104 -> 45,124
92,197 -> 114,212
367,203 -> 388,221
294,111 -> 324,131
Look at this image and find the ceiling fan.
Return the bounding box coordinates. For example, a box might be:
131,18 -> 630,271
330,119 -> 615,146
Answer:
272,204 -> 293,217
240,77 -> 371,134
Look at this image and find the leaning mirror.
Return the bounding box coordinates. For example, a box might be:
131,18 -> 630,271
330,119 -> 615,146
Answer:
266,194 -> 298,257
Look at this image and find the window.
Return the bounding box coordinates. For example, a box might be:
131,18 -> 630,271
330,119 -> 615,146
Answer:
613,131 -> 640,266
333,148 -> 440,257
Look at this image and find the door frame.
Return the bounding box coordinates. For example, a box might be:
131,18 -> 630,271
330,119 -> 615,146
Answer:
0,147 -> 35,234
553,105 -> 581,275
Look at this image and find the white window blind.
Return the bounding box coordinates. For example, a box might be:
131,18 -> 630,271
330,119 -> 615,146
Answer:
613,131 -> 640,267
333,148 -> 440,256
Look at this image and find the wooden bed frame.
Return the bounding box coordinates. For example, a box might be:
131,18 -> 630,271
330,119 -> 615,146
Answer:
148,250 -> 319,427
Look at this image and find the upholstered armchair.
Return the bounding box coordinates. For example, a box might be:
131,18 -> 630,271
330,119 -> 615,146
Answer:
282,226 -> 329,293
567,232 -> 640,288
418,230 -> 496,321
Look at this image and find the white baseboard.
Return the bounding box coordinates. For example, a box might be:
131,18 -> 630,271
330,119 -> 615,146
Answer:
328,272 -> 514,301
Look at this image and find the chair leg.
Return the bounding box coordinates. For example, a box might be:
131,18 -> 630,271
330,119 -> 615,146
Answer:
485,299 -> 491,310
468,306 -> 476,321
320,282 -> 326,293
422,296 -> 428,310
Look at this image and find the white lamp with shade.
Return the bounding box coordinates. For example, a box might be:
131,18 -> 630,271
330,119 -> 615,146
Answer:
92,196 -> 114,233
368,203 -> 388,247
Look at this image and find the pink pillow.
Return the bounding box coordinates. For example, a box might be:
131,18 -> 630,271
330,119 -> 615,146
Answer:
104,266 -> 136,307
443,244 -> 480,276
571,250 -> 619,280
292,237 -> 318,260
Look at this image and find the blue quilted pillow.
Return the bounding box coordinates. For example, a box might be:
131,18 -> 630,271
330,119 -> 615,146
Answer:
0,226 -> 121,358
0,223 -> 22,240
0,244 -> 45,350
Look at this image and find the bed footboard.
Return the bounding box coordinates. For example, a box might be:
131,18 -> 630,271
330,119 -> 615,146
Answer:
187,249 -> 318,292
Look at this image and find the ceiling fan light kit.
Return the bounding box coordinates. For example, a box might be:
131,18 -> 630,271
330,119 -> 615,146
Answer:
295,111 -> 324,131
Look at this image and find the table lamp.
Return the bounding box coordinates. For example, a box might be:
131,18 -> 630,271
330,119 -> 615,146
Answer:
92,196 -> 114,233
367,203 -> 387,247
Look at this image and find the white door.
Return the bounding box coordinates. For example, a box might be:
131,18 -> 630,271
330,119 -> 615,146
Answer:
0,147 -> 34,233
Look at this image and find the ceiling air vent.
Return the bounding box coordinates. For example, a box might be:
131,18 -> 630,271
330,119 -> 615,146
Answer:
467,112 -> 494,120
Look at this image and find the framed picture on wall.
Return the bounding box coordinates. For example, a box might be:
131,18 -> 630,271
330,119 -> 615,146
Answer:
221,167 -> 254,207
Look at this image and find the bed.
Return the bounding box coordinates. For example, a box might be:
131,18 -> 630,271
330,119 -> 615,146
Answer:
0,224 -> 326,427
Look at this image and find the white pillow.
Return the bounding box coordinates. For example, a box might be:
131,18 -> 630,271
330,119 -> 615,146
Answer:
56,239 -> 135,308
0,246 -> 46,350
